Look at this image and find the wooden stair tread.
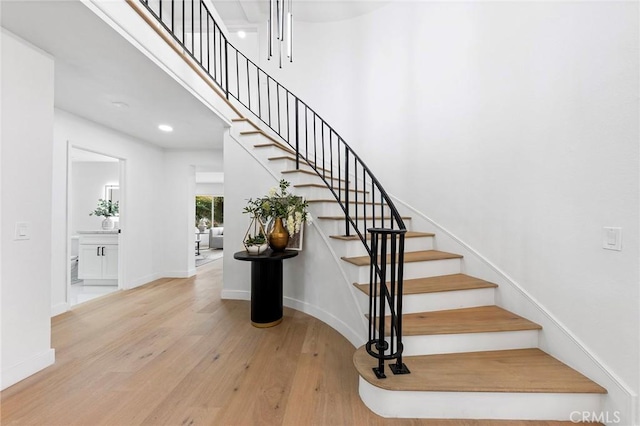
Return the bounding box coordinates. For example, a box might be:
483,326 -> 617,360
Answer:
393,305 -> 542,336
353,347 -> 607,394
319,215 -> 410,221
354,273 -> 496,296
332,231 -> 434,241
253,142 -> 294,154
341,249 -> 461,267
294,183 -> 369,194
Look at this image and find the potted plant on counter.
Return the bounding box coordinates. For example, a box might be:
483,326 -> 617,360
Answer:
90,199 -> 119,230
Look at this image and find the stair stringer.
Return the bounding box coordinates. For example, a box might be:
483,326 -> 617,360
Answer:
388,194 -> 637,425
221,123 -> 369,348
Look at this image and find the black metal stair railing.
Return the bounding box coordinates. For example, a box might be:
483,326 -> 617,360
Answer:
136,0 -> 409,378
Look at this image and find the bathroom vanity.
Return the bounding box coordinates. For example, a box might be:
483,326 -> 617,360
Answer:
77,231 -> 119,285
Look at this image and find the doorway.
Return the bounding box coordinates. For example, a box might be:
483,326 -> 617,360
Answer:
67,146 -> 124,306
194,195 -> 224,267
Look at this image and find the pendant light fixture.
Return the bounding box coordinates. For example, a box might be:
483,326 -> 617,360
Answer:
268,0 -> 293,67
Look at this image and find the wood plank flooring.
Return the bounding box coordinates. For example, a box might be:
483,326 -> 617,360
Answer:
0,260 -> 598,425
353,347 -> 607,394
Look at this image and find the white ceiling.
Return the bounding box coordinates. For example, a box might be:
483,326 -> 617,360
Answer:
1,0 -> 227,150
1,0 -> 388,151
212,0 -> 389,25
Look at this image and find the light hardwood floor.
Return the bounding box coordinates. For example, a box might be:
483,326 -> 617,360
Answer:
1,260 -> 597,425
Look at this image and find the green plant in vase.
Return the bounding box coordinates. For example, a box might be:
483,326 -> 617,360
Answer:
90,199 -> 119,230
243,179 -> 309,251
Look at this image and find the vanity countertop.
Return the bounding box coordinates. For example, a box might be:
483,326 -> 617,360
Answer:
77,230 -> 119,234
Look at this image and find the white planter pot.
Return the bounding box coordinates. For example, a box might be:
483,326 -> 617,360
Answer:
102,217 -> 115,231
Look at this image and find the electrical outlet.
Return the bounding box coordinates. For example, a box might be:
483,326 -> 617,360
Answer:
602,227 -> 622,251
14,222 -> 31,240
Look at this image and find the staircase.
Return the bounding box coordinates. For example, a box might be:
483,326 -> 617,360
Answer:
232,121 -> 607,421
128,0 -> 608,420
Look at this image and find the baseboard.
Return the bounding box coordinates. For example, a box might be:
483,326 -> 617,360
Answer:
220,289 -> 250,301
126,272 -> 163,289
162,270 -> 196,279
1,348 -> 55,391
283,296 -> 364,348
391,194 -> 639,425
51,302 -> 69,317
219,290 -> 363,348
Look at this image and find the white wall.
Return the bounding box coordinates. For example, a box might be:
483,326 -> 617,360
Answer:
1,30 -> 55,390
222,129 -> 366,345
163,150 -> 223,277
196,182 -> 224,196
71,161 -> 119,233
52,109 -> 167,315
241,1 -> 639,421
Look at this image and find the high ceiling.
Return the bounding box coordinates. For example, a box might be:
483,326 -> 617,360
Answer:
212,0 -> 389,26
1,0 -> 227,150
1,0 -> 389,151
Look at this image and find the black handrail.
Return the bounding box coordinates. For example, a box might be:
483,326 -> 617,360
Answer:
136,0 -> 409,378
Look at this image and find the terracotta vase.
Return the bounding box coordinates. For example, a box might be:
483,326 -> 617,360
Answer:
268,217 -> 289,252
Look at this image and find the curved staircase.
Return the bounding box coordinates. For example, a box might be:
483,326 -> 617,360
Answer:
127,1 -> 608,420
233,120 -> 606,421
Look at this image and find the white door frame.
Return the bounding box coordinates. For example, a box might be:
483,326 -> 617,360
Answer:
66,143 -> 126,307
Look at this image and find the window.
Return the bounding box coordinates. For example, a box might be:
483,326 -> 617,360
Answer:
195,195 -> 224,227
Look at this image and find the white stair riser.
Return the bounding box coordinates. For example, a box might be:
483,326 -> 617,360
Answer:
359,379 -> 604,420
231,120 -> 259,134
248,142 -> 294,161
309,201 -> 391,218
331,236 -> 434,258
318,218 -> 412,237
268,157 -> 317,174
294,185 -> 371,202
356,287 -> 495,315
401,329 -> 539,356
344,258 -> 461,283
280,170 -> 348,186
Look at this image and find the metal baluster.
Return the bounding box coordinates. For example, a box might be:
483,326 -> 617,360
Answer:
295,98 -> 299,170
257,71 -> 262,117
375,232 -> 387,379
337,139 -> 341,206
191,0 -> 194,54
276,84 -> 281,135
345,148 -> 350,236
246,59 -> 251,110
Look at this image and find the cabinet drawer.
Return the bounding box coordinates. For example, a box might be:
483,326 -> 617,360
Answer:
79,235 -> 118,245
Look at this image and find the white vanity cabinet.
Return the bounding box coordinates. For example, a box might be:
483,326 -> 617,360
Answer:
78,232 -> 119,284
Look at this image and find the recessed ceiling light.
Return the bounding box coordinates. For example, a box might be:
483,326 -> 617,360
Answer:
237,30 -> 246,39
158,124 -> 173,132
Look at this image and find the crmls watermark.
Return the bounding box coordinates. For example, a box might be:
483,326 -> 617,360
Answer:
570,411 -> 621,423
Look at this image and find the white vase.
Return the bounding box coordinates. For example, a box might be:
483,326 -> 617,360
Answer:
246,243 -> 268,255
102,217 -> 114,231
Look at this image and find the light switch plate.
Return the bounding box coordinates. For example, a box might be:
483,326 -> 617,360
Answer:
14,222 -> 31,240
602,227 -> 622,251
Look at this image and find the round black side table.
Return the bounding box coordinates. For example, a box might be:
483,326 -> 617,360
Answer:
233,249 -> 298,327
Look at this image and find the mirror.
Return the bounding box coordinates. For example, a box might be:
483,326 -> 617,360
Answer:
105,185 -> 120,205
